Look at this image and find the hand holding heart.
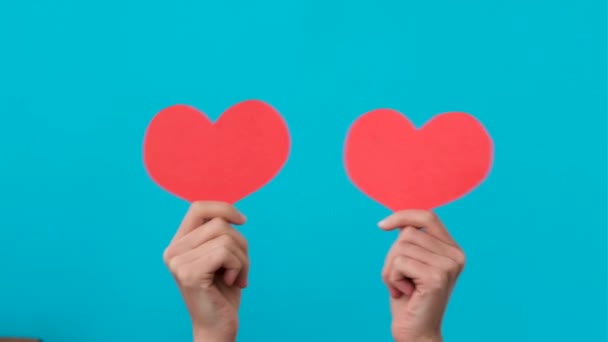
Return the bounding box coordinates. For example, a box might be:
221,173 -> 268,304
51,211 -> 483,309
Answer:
379,210 -> 466,342
163,201 -> 249,342
163,202 -> 463,342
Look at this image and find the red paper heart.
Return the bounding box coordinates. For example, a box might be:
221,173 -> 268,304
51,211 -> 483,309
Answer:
143,100 -> 290,203
344,109 -> 493,211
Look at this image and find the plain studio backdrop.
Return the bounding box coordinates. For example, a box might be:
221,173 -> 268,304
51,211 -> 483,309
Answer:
0,0 -> 605,341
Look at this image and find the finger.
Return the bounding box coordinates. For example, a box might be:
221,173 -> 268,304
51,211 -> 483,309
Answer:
388,284 -> 402,298
390,256 -> 427,284
235,259 -> 249,288
397,227 -> 465,267
388,257 -> 426,297
165,218 -> 248,261
382,256 -> 415,299
171,243 -> 242,288
203,247 -> 243,287
174,201 -> 246,240
393,241 -> 462,281
378,210 -> 456,245
171,234 -> 249,288
393,279 -> 415,298
168,234 -> 242,271
391,255 -> 449,294
223,268 -> 240,287
226,238 -> 249,288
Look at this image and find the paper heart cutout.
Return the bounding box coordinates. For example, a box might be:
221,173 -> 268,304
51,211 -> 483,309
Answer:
344,109 -> 493,211
143,100 -> 290,203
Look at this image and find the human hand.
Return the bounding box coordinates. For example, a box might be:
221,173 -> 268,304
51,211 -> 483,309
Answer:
379,210 -> 466,342
163,201 -> 249,342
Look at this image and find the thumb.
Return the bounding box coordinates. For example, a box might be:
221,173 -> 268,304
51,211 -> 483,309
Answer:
378,212 -> 403,231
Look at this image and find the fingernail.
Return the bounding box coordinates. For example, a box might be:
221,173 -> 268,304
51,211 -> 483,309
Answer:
378,219 -> 387,228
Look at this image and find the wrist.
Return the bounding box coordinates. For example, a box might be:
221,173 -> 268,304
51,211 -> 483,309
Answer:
395,337 -> 442,342
418,336 -> 442,342
193,327 -> 237,342
394,332 -> 442,342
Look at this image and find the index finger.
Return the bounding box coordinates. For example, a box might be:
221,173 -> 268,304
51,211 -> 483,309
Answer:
378,210 -> 456,246
174,201 -> 246,240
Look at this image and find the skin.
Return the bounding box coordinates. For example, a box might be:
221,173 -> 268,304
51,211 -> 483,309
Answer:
163,201 -> 249,342
379,210 -> 466,342
164,202 -> 465,342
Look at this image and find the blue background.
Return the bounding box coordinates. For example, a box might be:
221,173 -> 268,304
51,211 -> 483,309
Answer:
0,0 -> 606,341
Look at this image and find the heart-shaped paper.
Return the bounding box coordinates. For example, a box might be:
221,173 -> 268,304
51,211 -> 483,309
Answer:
143,100 -> 291,203
344,109 -> 493,210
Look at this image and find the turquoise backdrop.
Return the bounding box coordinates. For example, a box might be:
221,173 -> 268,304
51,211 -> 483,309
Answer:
0,1 -> 606,341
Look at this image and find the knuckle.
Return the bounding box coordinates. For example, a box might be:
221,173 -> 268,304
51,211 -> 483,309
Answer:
381,260 -> 392,282
217,234 -> 233,246
162,248 -> 172,264
190,200 -> 210,213
443,259 -> 460,278
427,270 -> 448,288
393,255 -> 408,267
421,210 -> 440,225
191,201 -> 229,217
176,268 -> 196,286
209,201 -> 232,213
167,256 -> 181,273
174,267 -> 186,280
216,246 -> 232,260
207,217 -> 229,229
453,248 -> 466,267
400,227 -> 416,242
381,269 -> 390,283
